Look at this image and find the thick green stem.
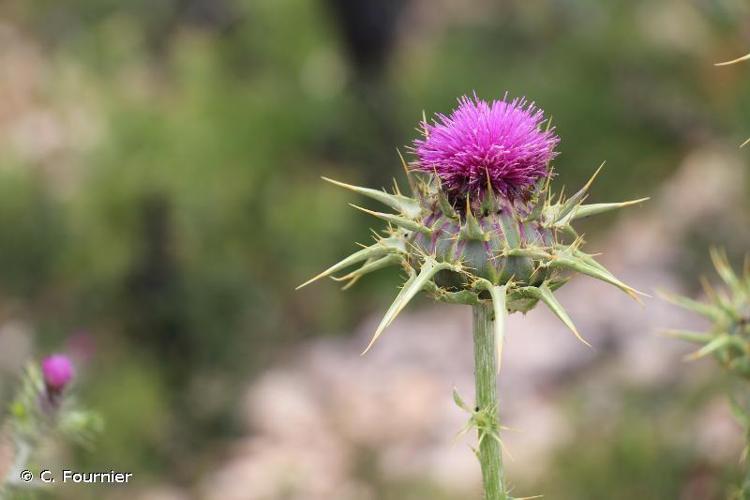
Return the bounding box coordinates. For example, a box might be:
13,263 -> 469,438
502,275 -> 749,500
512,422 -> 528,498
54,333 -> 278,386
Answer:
473,302 -> 507,500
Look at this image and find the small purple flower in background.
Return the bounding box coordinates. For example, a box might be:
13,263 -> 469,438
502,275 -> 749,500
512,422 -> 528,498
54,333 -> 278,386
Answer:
0,352 -> 101,493
414,94 -> 559,202
41,354 -> 74,393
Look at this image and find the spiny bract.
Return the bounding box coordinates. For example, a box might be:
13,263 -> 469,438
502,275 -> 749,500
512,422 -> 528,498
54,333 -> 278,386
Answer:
298,94 -> 647,356
663,249 -> 750,378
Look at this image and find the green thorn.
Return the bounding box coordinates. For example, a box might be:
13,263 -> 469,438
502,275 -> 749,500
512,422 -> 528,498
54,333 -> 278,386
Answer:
506,247 -> 553,260
349,204 -> 432,235
323,177 -> 421,218
461,195 -> 486,240
684,334 -> 734,361
391,177 -> 402,196
546,277 -> 570,292
715,52 -> 750,66
698,276 -> 741,322
570,248 -> 612,275
549,255 -> 646,302
332,254 -> 403,289
297,244 -> 389,289
556,162 -> 606,222
657,290 -> 723,322
525,192 -> 545,222
498,203 -> 521,249
557,224 -> 580,241
396,148 -> 419,196
659,329 -> 715,344
709,247 -> 744,296
424,281 -> 482,305
542,166 -> 554,196
482,168 -> 498,213
437,188 -> 458,219
565,198 -> 649,222
519,283 -> 590,347
453,388 -> 470,412
362,259 -> 454,354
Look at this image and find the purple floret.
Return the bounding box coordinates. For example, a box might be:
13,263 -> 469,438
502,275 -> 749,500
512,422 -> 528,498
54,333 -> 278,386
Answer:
42,354 -> 74,391
414,94 -> 559,202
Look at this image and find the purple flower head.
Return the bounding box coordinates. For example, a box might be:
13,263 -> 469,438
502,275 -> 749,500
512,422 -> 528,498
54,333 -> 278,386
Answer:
41,354 -> 74,392
414,94 -> 559,202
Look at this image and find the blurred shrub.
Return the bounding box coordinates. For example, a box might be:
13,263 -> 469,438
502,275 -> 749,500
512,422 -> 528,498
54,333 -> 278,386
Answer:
0,169 -> 65,300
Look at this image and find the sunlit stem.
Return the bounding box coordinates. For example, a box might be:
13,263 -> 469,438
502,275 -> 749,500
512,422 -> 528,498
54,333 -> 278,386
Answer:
473,303 -> 507,500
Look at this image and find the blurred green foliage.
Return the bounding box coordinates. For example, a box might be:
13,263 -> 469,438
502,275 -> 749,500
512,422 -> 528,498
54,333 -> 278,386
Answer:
538,382 -> 716,499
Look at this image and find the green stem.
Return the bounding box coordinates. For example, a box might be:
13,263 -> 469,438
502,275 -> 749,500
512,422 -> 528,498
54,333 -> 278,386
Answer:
473,302 -> 507,500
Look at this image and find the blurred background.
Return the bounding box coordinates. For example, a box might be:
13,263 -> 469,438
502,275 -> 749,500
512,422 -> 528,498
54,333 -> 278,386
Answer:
0,0 -> 749,498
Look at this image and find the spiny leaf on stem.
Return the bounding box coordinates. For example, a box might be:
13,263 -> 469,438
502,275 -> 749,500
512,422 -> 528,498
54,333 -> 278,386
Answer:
684,334 -> 736,361
657,291 -> 723,322
437,187 -> 458,219
498,203 -> 521,249
297,244 -> 394,290
555,162 -> 605,222
323,176 -> 422,218
332,254 -> 404,289
350,204 -> 432,235
548,255 -> 646,302
424,281 -> 482,305
660,329 -> 715,344
564,198 -> 649,222
710,247 -> 745,298
396,148 -> 419,197
518,282 -> 590,346
362,259 -> 456,354
461,195 -> 486,240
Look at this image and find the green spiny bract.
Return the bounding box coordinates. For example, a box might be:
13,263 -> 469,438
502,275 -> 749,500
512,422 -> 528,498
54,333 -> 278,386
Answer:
663,252 -> 750,500
299,161 -> 647,354
663,248 -> 750,378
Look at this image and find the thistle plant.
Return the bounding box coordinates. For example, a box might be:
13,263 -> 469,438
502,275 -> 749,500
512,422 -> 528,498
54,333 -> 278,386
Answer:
0,354 -> 101,496
299,94 -> 646,499
663,249 -> 750,498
